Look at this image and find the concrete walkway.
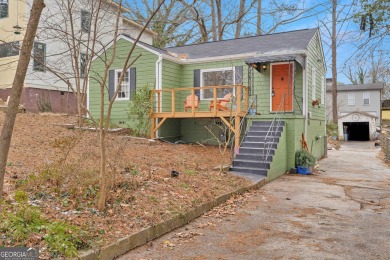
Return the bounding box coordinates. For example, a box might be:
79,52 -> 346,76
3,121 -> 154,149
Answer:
119,141 -> 390,259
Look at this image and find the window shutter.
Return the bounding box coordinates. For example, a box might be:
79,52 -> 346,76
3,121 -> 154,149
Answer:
234,66 -> 243,84
109,69 -> 115,100
194,69 -> 200,98
130,67 -> 136,99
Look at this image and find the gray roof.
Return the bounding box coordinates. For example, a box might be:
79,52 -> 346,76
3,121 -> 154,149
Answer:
164,28 -> 318,59
326,82 -> 384,92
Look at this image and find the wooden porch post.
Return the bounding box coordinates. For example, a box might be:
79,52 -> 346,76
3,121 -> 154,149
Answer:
234,115 -> 241,153
150,118 -> 156,139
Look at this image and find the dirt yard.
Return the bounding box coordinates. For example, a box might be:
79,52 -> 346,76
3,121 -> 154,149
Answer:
0,113 -> 249,254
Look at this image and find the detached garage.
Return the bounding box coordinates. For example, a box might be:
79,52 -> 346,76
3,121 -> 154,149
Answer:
338,112 -> 378,141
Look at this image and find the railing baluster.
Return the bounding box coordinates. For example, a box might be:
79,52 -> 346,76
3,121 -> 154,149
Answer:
213,87 -> 217,116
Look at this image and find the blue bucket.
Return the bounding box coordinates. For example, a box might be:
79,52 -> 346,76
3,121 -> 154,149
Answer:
297,166 -> 312,175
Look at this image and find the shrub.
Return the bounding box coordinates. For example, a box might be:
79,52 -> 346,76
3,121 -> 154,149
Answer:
295,149 -> 316,167
0,200 -> 90,258
128,85 -> 152,137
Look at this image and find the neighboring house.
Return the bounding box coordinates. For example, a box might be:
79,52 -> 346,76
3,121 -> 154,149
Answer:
326,82 -> 384,141
89,28 -> 327,181
0,0 -> 155,113
381,99 -> 390,124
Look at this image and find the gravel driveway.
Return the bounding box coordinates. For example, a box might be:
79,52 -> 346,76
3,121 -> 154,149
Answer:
119,141 -> 390,260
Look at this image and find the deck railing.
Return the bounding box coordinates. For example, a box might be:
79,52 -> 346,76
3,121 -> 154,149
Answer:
150,85 -> 249,118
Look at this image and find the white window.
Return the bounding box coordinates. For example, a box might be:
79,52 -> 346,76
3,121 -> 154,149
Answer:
81,10 -> 90,33
348,93 -> 355,106
33,42 -> 46,72
363,92 -> 370,105
0,41 -> 19,58
80,52 -> 88,78
200,68 -> 234,100
115,69 -> 130,100
321,76 -> 325,104
0,0 -> 8,19
311,68 -> 316,100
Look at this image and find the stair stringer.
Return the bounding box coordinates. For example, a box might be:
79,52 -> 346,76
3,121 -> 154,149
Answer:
266,123 -> 288,181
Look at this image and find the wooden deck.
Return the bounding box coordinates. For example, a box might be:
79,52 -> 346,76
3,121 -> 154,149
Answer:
150,85 -> 249,148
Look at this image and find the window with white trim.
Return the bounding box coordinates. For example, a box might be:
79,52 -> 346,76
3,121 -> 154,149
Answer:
115,69 -> 130,100
201,68 -> 234,100
80,52 -> 88,78
320,76 -> 325,104
0,0 -> 8,19
311,68 -> 316,100
363,92 -> 370,105
33,42 -> 46,72
348,92 -> 355,106
81,10 -> 90,33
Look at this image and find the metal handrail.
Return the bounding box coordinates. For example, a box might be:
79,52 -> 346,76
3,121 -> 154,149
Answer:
262,94 -> 287,163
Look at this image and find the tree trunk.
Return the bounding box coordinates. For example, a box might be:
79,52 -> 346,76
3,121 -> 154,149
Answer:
97,129 -> 107,211
257,0 -> 262,35
331,0 -> 338,124
235,0 -> 245,38
216,0 -> 222,40
0,0 -> 46,202
211,0 -> 217,41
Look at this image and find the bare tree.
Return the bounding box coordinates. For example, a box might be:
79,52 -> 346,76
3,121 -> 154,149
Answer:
331,0 -> 338,124
0,0 -> 46,203
94,0 -> 165,211
127,0 -> 194,47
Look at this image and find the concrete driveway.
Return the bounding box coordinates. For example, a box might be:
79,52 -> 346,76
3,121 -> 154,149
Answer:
119,141 -> 390,259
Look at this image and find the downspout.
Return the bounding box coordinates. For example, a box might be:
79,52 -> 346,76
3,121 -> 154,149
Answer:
303,55 -> 308,139
155,54 -> 163,138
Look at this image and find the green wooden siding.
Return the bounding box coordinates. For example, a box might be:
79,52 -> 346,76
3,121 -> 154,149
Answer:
159,60 -> 182,138
89,38 -> 158,128
305,31 -> 326,159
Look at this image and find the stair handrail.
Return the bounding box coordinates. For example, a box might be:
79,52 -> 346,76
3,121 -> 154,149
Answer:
262,94 -> 286,163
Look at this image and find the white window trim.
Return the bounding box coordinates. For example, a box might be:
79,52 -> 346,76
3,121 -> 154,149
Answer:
115,69 -> 130,101
311,67 -> 316,100
348,92 -> 355,106
363,92 -> 370,105
200,67 -> 235,100
320,76 -> 325,104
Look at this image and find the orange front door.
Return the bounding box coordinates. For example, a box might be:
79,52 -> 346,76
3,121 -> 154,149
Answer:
272,64 -> 293,112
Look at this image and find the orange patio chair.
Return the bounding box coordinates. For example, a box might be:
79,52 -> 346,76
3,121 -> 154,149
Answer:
184,95 -> 200,111
209,93 -> 232,111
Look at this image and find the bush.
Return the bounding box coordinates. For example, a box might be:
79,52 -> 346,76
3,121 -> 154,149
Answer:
128,85 -> 152,137
295,149 -> 316,167
326,122 -> 338,137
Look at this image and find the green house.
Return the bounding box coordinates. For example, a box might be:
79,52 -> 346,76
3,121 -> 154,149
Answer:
89,28 -> 326,181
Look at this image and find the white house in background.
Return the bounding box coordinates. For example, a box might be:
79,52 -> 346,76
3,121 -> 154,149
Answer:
326,81 -> 384,141
0,0 -> 155,113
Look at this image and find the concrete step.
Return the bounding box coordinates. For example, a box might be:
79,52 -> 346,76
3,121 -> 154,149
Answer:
248,126 -> 284,132
233,159 -> 270,169
235,153 -> 273,162
238,147 -> 275,155
229,166 -> 268,176
251,121 -> 285,127
240,141 -> 277,149
245,134 -> 281,142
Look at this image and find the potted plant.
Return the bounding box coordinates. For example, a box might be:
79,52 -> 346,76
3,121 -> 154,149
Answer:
295,149 -> 316,174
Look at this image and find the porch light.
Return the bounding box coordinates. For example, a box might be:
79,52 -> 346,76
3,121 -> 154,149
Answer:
13,25 -> 22,35
262,64 -> 267,71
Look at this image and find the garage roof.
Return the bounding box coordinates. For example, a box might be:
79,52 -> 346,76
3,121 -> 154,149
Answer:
326,82 -> 384,92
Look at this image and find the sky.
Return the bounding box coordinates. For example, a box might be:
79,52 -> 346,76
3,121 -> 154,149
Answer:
127,0 -> 389,85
